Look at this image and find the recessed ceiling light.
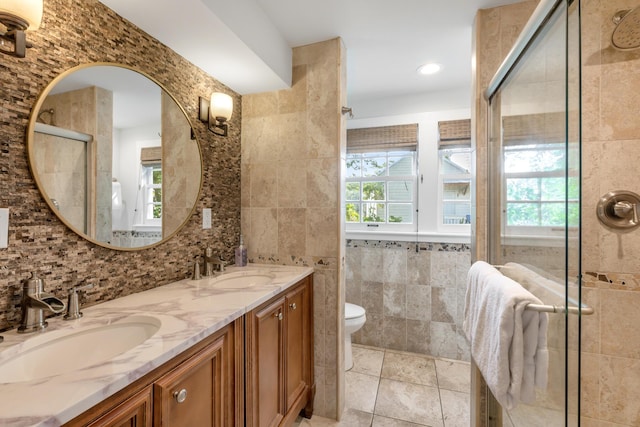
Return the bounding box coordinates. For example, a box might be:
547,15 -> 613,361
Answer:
418,63 -> 442,75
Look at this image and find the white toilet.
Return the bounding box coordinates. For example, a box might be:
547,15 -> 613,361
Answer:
344,302 -> 367,371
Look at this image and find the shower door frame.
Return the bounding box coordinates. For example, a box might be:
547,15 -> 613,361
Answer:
482,0 -> 582,425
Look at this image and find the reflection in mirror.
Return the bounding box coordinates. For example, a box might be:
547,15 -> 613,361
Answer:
28,64 -> 202,250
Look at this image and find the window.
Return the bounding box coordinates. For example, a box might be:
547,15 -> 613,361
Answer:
437,119 -> 471,231
501,113 -> 578,235
346,124 -> 418,232
141,163 -> 162,224
346,151 -> 417,229
138,146 -> 162,226
439,148 -> 471,226
345,110 -> 472,242
504,143 -> 579,231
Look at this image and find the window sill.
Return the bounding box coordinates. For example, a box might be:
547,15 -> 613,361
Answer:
346,230 -> 471,244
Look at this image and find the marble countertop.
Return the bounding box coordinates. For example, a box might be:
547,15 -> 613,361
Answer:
0,263 -> 313,427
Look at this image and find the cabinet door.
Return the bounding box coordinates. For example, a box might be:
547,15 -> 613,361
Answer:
285,282 -> 309,410
247,297 -> 286,427
86,386 -> 152,427
153,333 -> 228,427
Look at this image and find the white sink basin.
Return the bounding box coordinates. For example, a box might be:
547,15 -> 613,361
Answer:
212,272 -> 274,289
0,315 -> 161,384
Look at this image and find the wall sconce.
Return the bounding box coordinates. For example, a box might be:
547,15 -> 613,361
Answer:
199,92 -> 233,137
0,0 -> 43,58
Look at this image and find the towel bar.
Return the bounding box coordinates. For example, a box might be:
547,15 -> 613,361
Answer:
492,265 -> 594,316
525,303 -> 594,316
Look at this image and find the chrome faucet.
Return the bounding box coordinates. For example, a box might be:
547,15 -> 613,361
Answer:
18,272 -> 66,333
204,246 -> 225,275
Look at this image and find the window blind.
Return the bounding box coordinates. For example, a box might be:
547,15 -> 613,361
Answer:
502,112 -> 565,145
140,146 -> 162,165
347,124 -> 418,153
438,119 -> 471,149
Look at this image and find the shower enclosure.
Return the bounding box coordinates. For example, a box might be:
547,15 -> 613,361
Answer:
484,0 -> 583,425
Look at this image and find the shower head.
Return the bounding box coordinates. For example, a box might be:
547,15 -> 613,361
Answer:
612,7 -> 640,51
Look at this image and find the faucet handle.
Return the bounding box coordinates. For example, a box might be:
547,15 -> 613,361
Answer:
213,255 -> 226,273
193,256 -> 202,280
64,283 -> 94,320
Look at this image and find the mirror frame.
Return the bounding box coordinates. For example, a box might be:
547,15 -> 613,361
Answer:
26,62 -> 203,251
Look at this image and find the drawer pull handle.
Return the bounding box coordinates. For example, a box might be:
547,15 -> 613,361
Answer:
274,311 -> 283,320
173,388 -> 188,403
289,303 -> 297,310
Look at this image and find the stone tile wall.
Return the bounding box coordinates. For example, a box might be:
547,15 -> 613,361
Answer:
241,38 -> 346,419
580,1 -> 640,425
346,240 -> 471,361
0,0 -> 242,329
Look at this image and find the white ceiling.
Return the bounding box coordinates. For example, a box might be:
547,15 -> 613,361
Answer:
98,0 -> 524,119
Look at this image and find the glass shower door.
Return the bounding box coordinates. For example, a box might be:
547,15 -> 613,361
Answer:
486,1 -> 582,425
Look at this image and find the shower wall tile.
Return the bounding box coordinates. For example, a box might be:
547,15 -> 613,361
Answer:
600,289 -> 640,359
346,240 -> 471,361
599,355 -> 640,426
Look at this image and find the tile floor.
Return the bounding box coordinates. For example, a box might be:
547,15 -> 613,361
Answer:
295,344 -> 471,427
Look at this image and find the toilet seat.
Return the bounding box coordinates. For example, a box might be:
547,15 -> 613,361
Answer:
345,302 -> 365,319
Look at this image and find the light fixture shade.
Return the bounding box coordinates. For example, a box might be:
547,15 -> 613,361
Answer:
210,92 -> 233,121
0,0 -> 43,30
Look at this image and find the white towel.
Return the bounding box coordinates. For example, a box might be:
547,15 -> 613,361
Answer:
463,261 -> 548,409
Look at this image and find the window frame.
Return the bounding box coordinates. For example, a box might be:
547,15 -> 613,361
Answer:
140,163 -> 162,227
437,146 -> 472,234
345,150 -> 418,233
502,143 -> 579,237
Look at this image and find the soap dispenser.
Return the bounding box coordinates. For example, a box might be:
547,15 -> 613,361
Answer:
235,235 -> 247,267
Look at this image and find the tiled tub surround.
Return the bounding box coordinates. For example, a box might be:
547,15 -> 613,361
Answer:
345,240 -> 471,361
0,264 -> 312,427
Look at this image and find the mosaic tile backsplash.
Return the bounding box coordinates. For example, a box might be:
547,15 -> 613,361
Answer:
0,0 -> 242,330
346,240 -> 471,361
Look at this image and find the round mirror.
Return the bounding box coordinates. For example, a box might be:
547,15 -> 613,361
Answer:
27,63 -> 202,250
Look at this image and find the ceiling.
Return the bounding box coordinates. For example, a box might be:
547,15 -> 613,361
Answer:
98,0 -> 525,119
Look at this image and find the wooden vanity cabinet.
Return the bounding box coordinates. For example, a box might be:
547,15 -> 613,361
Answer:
64,274 -> 314,427
86,386 -> 152,427
245,276 -> 314,427
65,320 -> 242,427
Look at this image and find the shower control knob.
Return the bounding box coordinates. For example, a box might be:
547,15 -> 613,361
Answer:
597,190 -> 640,230
613,201 -> 638,223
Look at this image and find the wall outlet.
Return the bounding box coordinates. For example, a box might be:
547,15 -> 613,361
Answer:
0,208 -> 8,249
203,208 -> 212,229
